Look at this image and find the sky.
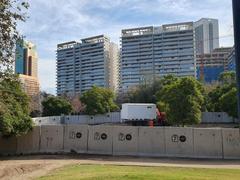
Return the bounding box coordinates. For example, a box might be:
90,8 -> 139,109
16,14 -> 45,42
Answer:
18,0 -> 234,95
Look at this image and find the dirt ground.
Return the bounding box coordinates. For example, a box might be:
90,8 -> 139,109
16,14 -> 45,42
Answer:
1,154 -> 240,180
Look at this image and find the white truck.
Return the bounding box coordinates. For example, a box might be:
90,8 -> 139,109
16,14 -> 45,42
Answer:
121,103 -> 156,125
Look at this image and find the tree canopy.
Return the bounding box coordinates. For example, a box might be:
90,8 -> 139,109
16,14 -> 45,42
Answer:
218,71 -> 236,85
156,77 -> 204,126
122,75 -> 178,104
42,96 -> 73,116
0,73 -> 33,136
80,86 -> 119,115
219,87 -> 238,118
0,1 -> 33,137
206,71 -> 238,118
0,0 -> 29,70
60,93 -> 85,114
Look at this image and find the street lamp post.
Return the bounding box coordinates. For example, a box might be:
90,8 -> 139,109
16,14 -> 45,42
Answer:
232,0 -> 240,122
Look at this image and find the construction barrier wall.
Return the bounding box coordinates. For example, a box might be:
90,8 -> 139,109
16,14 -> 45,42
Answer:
113,126 -> 139,155
165,127 -> 194,157
138,127 -> 165,157
33,112 -> 237,125
1,125 -> 240,159
40,125 -> 64,153
194,128 -> 223,159
64,115 -> 90,124
0,136 -> 17,155
64,125 -> 88,153
33,116 -> 61,125
201,112 -> 236,123
33,112 -> 121,125
222,128 -> 240,159
17,126 -> 40,154
87,125 -> 113,155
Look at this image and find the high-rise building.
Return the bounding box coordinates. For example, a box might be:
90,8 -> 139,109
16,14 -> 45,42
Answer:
15,39 -> 40,112
196,47 -> 232,83
120,22 -> 196,91
57,35 -> 119,95
109,42 -> 120,92
15,39 -> 38,78
18,74 -> 40,97
194,18 -> 219,54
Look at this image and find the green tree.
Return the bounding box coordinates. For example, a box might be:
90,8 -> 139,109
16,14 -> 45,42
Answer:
123,75 -> 178,104
0,74 -> 33,136
0,0 -> 29,70
218,71 -> 236,85
157,77 -> 204,126
206,84 -> 235,112
219,87 -> 238,118
80,86 -> 119,115
60,93 -> 85,114
42,96 -> 73,116
206,71 -> 238,118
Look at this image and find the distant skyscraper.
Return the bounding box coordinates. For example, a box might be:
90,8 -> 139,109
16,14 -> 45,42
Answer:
120,22 -> 196,91
15,39 -> 38,78
194,18 -> 219,54
15,39 -> 40,112
56,35 -> 119,95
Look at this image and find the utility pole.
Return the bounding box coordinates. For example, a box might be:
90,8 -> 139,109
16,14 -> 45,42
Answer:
232,0 -> 240,122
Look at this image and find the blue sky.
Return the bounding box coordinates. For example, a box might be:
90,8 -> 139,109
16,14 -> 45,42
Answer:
18,0 -> 234,94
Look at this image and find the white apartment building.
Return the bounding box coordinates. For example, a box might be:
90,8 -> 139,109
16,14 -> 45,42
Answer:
57,35 -> 119,95
120,22 -> 196,90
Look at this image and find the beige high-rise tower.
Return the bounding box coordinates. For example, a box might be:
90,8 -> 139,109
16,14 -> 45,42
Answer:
15,39 -> 40,113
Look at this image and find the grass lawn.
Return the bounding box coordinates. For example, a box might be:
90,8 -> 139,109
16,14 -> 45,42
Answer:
38,164 -> 240,180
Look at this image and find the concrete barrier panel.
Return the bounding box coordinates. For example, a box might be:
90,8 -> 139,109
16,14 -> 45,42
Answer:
88,125 -> 113,155
201,112 -> 234,123
194,128 -> 223,158
33,117 -> 50,125
65,115 -> 89,124
0,136 -> 17,155
222,128 -> 240,159
48,116 -> 61,124
165,127 -> 194,157
110,112 -> 121,123
40,125 -> 64,153
113,126 -> 139,156
138,127 -> 165,156
17,126 -> 40,154
88,116 -> 95,125
94,114 -> 111,124
64,125 -> 88,153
